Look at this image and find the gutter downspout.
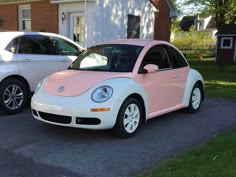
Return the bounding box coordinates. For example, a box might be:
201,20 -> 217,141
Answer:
84,0 -> 87,48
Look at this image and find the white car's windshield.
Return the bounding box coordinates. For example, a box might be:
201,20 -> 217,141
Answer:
68,44 -> 143,72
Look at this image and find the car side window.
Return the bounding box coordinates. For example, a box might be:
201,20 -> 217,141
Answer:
5,37 -> 19,53
167,46 -> 188,69
18,35 -> 51,55
49,37 -> 80,56
142,46 -> 171,70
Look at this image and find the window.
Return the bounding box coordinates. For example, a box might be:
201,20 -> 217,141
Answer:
127,14 -> 140,38
18,35 -> 51,55
19,5 -> 31,31
69,44 -> 143,72
221,37 -> 233,49
141,46 -> 171,71
50,37 -> 80,56
167,46 -> 188,69
5,38 -> 19,53
70,13 -> 85,44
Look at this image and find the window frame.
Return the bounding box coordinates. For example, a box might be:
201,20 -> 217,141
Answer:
166,45 -> 188,69
18,4 -> 31,31
139,45 -> 172,73
18,35 -> 53,55
220,37 -> 233,49
49,36 -> 81,56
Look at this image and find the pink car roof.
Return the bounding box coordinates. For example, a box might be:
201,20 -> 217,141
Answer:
97,39 -> 172,47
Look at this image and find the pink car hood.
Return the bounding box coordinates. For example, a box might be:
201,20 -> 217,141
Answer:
44,70 -> 132,96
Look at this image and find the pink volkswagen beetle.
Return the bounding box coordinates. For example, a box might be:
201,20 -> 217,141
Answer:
31,39 -> 204,138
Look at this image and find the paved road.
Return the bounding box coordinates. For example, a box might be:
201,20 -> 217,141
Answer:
0,98 -> 235,177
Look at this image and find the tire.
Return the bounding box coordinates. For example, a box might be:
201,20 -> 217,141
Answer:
185,83 -> 202,113
0,78 -> 28,114
112,97 -> 142,138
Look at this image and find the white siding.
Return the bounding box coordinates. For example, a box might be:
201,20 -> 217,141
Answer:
91,0 -> 155,46
58,0 -> 155,47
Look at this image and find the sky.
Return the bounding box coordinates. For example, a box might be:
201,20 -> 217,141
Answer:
175,0 -> 204,17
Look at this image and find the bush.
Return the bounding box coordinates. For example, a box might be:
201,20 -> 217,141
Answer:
171,27 -> 216,58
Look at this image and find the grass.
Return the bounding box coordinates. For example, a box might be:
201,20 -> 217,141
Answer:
139,58 -> 236,177
189,59 -> 236,99
140,128 -> 236,177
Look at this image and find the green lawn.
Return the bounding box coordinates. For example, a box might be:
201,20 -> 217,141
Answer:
189,59 -> 236,99
140,128 -> 236,177
139,58 -> 236,177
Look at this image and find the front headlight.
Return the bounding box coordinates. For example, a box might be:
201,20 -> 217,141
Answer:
91,86 -> 113,103
34,81 -> 43,94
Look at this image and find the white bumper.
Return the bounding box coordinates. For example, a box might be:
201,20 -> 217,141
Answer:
31,89 -> 120,130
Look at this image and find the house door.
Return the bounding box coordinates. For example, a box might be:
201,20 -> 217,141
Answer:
69,13 -> 85,47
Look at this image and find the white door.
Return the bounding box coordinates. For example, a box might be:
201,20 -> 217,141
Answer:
69,13 -> 85,47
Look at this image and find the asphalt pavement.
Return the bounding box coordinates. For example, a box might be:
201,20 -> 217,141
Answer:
0,98 -> 235,177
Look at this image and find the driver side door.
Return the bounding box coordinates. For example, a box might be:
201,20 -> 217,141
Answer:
134,45 -> 178,115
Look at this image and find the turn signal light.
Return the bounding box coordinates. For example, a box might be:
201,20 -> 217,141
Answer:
90,108 -> 110,112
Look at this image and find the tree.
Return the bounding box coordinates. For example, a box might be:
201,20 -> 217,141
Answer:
175,0 -> 236,28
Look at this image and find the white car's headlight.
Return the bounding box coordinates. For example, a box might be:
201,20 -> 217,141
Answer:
91,86 -> 113,103
34,81 -> 43,94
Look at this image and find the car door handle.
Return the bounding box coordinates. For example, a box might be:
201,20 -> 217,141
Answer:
60,59 -> 68,62
23,59 -> 32,62
172,74 -> 177,78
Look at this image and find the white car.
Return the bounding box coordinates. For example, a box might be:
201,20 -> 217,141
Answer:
0,31 -> 84,114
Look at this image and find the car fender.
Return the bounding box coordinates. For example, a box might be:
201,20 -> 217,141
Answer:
183,69 -> 204,107
0,64 -> 19,83
90,77 -> 149,121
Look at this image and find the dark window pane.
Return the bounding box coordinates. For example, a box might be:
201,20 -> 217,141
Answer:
168,47 -> 188,69
50,37 -> 80,56
142,46 -> 171,70
222,39 -> 231,47
127,14 -> 140,38
18,35 -> 51,55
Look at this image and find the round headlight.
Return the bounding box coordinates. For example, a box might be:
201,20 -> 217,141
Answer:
91,86 -> 113,103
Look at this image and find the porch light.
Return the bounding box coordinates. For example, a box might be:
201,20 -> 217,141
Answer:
62,12 -> 66,23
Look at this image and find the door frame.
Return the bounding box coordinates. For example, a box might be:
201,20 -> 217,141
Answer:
69,12 -> 85,47
234,39 -> 236,63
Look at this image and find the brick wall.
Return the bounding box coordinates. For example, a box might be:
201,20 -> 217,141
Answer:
31,0 -> 58,32
0,4 -> 18,31
0,0 -> 58,33
151,0 -> 171,42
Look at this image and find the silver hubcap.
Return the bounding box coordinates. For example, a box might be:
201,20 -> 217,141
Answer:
192,87 -> 201,110
123,103 -> 140,133
3,84 -> 24,110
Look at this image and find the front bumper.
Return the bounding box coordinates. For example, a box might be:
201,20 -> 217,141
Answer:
31,90 -> 120,130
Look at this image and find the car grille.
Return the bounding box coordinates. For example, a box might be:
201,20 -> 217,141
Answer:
38,111 -> 72,124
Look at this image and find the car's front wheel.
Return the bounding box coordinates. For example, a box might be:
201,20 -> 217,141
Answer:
185,83 -> 203,113
112,97 -> 142,138
0,78 -> 28,114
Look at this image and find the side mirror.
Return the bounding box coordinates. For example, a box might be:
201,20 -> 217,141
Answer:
144,64 -> 158,73
10,47 -> 16,53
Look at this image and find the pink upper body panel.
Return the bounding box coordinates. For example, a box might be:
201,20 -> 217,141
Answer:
44,70 -> 132,96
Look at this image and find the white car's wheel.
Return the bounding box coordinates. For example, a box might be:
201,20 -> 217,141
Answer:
112,97 -> 142,138
0,78 -> 28,114
186,83 -> 202,113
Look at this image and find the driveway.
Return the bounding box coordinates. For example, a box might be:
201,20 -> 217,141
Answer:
0,98 -> 235,177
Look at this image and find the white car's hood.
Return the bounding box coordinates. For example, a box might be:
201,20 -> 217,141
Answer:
44,70 -> 132,96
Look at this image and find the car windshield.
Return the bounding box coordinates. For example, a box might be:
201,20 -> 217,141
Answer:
68,44 -> 143,72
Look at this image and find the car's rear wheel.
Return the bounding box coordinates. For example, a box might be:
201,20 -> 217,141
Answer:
0,78 -> 28,114
185,83 -> 202,113
112,97 -> 142,138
